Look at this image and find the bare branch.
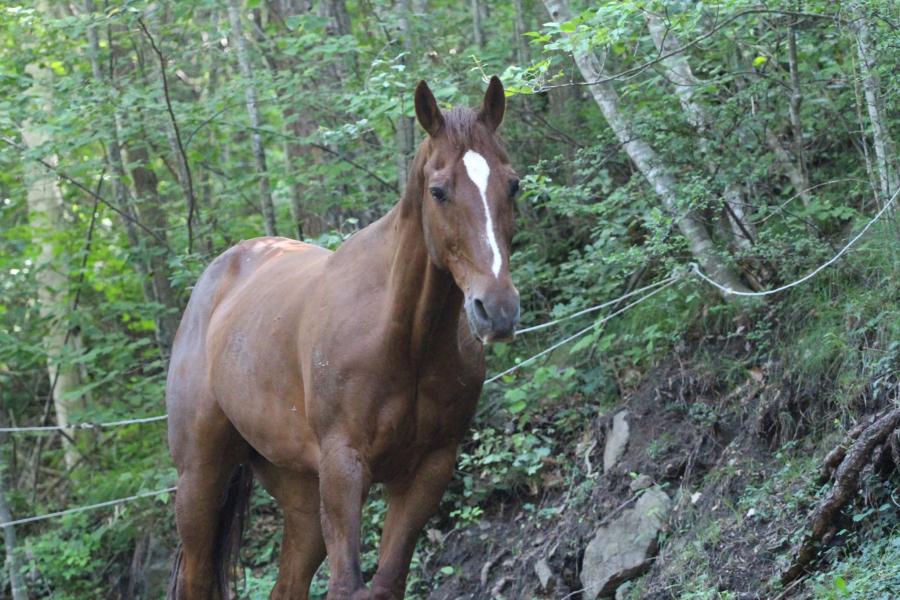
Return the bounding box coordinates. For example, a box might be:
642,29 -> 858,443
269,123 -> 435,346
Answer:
137,17 -> 198,253
1,136 -> 172,250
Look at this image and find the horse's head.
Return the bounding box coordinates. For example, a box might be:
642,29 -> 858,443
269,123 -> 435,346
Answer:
413,77 -> 520,344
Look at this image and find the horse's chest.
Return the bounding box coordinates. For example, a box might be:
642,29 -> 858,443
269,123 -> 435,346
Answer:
365,365 -> 481,481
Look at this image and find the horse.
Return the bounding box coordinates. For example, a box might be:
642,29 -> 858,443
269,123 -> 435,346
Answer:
166,76 -> 520,600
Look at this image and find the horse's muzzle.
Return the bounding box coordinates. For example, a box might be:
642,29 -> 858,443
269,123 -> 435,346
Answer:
465,291 -> 520,344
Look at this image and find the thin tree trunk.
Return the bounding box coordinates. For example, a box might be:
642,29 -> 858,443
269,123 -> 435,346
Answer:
84,0 -> 178,362
322,0 -> 351,36
786,21 -> 808,191
124,143 -> 181,359
228,0 -> 279,236
266,1 -> 327,237
850,53 -> 880,209
645,13 -> 756,251
849,1 -> 899,208
135,12 -> 202,251
471,0 -> 485,49
396,0 -> 416,192
545,0 -> 751,297
0,458 -> 27,600
734,41 -> 813,207
317,0 -> 353,81
765,129 -> 813,207
513,0 -> 530,65
21,62 -> 84,468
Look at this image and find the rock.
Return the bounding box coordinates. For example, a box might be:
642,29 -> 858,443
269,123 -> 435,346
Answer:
580,487 -> 672,598
604,411 -> 630,472
534,558 -> 553,591
629,474 -> 652,492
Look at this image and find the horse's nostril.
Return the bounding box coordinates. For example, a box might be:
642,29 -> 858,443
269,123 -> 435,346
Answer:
473,298 -> 490,323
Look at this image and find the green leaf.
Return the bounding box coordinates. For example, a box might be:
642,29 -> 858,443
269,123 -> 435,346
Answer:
508,400 -> 528,414
833,575 -> 848,594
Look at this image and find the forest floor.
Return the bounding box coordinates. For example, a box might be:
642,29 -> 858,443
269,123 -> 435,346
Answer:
420,335 -> 899,600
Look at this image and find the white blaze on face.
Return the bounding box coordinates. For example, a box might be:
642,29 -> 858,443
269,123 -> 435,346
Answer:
462,150 -> 502,278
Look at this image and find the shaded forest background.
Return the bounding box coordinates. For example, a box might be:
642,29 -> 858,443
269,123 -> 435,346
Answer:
0,0 -> 898,598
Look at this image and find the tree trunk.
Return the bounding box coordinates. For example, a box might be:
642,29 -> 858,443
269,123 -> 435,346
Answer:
765,129 -> 812,207
228,0 -> 279,236
513,0 -> 530,65
471,0 -> 485,49
396,0 -> 416,192
84,0 -> 179,363
266,0 -> 328,238
645,13 -> 756,251
135,11 -> 202,251
125,143 -> 181,359
849,53 -> 880,209
786,21 -> 808,192
849,1 -> 899,209
544,0 -> 751,297
21,61 -> 85,468
0,458 -> 27,600
317,0 -> 353,81
321,0 -> 351,36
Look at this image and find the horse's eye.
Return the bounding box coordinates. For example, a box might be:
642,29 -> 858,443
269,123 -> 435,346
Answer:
508,179 -> 520,199
430,186 -> 448,203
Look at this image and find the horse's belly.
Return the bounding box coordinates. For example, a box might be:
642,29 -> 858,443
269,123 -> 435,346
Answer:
210,329 -> 321,473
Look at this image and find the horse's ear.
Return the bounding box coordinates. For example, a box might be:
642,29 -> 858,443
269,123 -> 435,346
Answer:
478,75 -> 505,132
415,80 -> 444,137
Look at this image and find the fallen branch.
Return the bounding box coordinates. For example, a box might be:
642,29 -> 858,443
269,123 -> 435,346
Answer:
782,407 -> 900,584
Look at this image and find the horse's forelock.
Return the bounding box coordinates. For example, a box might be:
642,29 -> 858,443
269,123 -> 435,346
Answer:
441,107 -> 500,151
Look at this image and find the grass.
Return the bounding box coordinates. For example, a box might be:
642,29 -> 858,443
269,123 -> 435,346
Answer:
809,525 -> 900,599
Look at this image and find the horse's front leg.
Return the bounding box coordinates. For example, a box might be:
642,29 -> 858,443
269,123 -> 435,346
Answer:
319,438 -> 371,599
370,445 -> 458,600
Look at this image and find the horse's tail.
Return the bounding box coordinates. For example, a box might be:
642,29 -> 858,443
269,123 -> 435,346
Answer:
167,464 -> 254,599
213,464 -> 254,596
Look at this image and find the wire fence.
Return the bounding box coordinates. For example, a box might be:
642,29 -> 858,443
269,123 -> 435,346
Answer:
484,274 -> 682,384
1,188 -> 895,527
0,414 -> 168,433
0,273 -> 681,526
0,487 -> 177,528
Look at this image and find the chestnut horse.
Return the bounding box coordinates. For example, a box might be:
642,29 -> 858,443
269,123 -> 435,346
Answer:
166,77 -> 520,599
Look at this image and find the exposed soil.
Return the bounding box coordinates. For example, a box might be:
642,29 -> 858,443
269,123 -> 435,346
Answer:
420,356 -> 825,600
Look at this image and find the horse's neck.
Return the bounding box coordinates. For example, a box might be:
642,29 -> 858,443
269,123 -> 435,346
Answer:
380,149 -> 461,357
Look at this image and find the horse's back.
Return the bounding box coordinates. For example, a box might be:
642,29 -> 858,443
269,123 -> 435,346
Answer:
166,237 -> 329,463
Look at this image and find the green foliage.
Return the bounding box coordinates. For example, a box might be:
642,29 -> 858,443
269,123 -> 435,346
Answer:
1,0 -> 899,597
810,524 -> 900,599
454,426 -> 551,515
